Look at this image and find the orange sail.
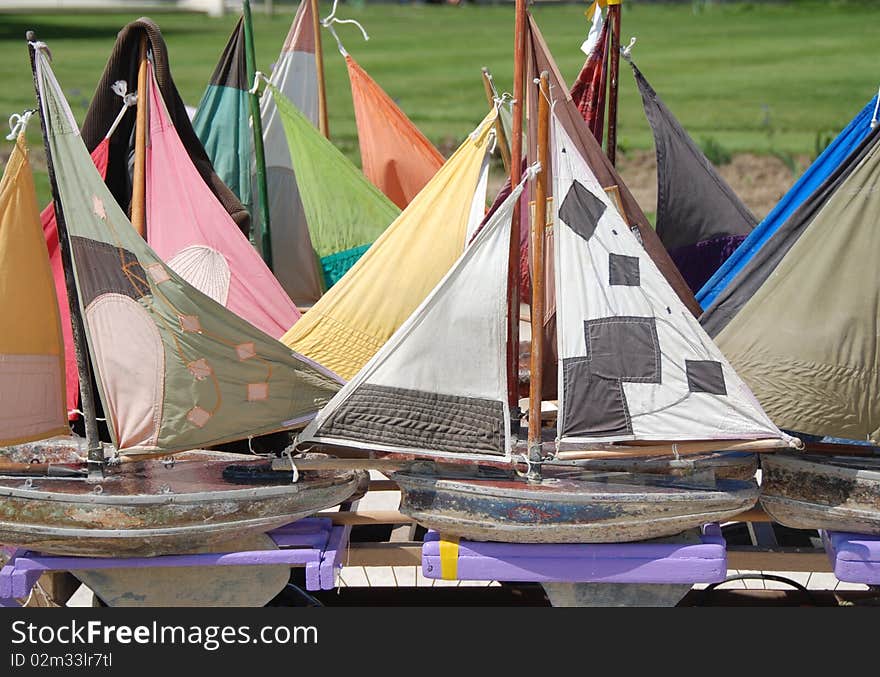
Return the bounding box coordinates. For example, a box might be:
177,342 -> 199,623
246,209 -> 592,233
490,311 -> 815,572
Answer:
347,55 -> 444,209
0,135 -> 68,445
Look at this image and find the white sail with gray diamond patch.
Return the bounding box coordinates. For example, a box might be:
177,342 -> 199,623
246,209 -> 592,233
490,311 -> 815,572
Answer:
552,116 -> 784,445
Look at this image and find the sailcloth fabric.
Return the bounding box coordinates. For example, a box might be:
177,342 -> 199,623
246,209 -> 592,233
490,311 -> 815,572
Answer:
193,16 -> 253,213
259,0 -> 325,306
269,83 -> 401,288
712,126 -> 880,443
42,137 -> 110,419
0,135 -> 68,445
698,93 -> 880,309
299,178 -> 523,461
36,49 -> 340,455
347,55 -> 445,209
146,68 -> 300,339
282,111 -> 498,381
570,9 -> 608,144
631,62 -> 756,294
552,117 -> 785,445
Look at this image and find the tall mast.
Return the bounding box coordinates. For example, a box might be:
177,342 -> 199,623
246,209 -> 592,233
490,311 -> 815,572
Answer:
527,72 -> 550,467
507,0 -> 527,424
26,33 -> 104,480
243,0 -> 274,269
310,0 -> 330,139
606,0 -> 622,165
131,34 -> 149,238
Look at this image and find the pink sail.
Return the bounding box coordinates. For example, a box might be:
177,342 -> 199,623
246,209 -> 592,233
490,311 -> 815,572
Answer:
146,67 -> 300,338
41,137 -> 110,420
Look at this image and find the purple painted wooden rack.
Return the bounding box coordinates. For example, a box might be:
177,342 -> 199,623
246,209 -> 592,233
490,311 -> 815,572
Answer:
0,518 -> 349,607
423,523 -> 727,584
821,531 -> 880,585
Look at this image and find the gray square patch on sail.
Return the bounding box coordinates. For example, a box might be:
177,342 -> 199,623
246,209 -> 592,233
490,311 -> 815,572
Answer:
585,317 -> 661,383
685,360 -> 727,395
562,358 -> 631,437
558,180 -> 607,243
609,253 -> 640,286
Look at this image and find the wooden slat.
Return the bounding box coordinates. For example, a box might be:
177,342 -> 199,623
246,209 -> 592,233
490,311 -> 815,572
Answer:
727,547 -> 831,572
315,510 -> 414,526
346,543 -> 423,567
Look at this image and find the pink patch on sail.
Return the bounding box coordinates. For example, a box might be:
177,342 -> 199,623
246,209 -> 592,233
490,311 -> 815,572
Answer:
247,383 -> 269,401
144,66 -> 300,339
236,342 -> 256,360
187,406 -> 212,428
187,358 -> 212,381
146,263 -> 171,284
179,315 -> 202,333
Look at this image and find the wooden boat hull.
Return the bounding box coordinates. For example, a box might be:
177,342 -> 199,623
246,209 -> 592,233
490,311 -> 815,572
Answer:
394,465 -> 759,543
0,444 -> 365,557
760,452 -> 880,535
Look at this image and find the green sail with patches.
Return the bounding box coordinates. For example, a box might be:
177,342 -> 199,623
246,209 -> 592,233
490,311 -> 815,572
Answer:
36,48 -> 340,456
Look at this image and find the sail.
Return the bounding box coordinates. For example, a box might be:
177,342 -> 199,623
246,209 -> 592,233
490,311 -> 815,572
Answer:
269,83 -> 401,288
631,62 -> 756,294
527,13 -> 701,318
259,0 -> 325,306
42,137 -> 110,419
710,125 -> 880,443
570,7 -> 608,144
80,19 -> 250,236
300,178 -> 522,461
282,111 -> 497,381
347,55 -> 445,209
701,125 -> 880,339
146,67 -> 300,339
193,17 -> 253,214
552,117 -> 784,445
0,134 -> 68,445
36,48 -> 340,455
698,92 -> 880,308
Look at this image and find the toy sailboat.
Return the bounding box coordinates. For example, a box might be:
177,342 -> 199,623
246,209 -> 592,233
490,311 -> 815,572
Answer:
292,69 -> 798,543
0,39 -> 365,558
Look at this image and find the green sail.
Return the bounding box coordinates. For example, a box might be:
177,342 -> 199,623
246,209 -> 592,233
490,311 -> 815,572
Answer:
36,47 -> 340,455
268,84 -> 401,287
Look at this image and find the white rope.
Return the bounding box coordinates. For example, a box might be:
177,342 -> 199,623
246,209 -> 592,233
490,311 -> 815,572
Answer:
621,36 -> 637,62
104,80 -> 137,140
28,40 -> 51,60
248,70 -> 265,95
871,85 -> 880,129
321,0 -> 369,58
67,409 -> 106,422
523,161 -> 542,183
6,110 -> 34,141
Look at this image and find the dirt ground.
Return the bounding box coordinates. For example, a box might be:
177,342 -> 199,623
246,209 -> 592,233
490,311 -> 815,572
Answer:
616,149 -> 810,221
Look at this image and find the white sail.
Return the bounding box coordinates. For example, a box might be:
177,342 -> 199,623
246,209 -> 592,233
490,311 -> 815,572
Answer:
552,116 -> 787,445
299,178 -> 527,462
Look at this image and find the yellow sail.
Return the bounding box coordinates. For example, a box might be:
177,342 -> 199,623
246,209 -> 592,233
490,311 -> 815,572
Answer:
282,112 -> 497,381
0,134 -> 68,445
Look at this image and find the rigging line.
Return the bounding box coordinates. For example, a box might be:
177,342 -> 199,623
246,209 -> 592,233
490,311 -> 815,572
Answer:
871,85 -> 880,129
320,0 -> 369,58
620,36 -> 637,62
6,109 -> 35,141
104,81 -> 137,140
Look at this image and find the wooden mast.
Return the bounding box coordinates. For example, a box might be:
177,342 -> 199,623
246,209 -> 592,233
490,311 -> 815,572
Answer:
243,0 -> 274,269
26,33 -> 104,480
310,0 -> 330,139
507,0 -> 527,424
481,67 -> 511,173
605,0 -> 622,166
131,34 -> 148,238
527,72 -> 550,465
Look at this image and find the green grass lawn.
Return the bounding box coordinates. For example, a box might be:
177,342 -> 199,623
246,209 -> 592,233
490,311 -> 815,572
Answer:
1,1 -> 878,203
